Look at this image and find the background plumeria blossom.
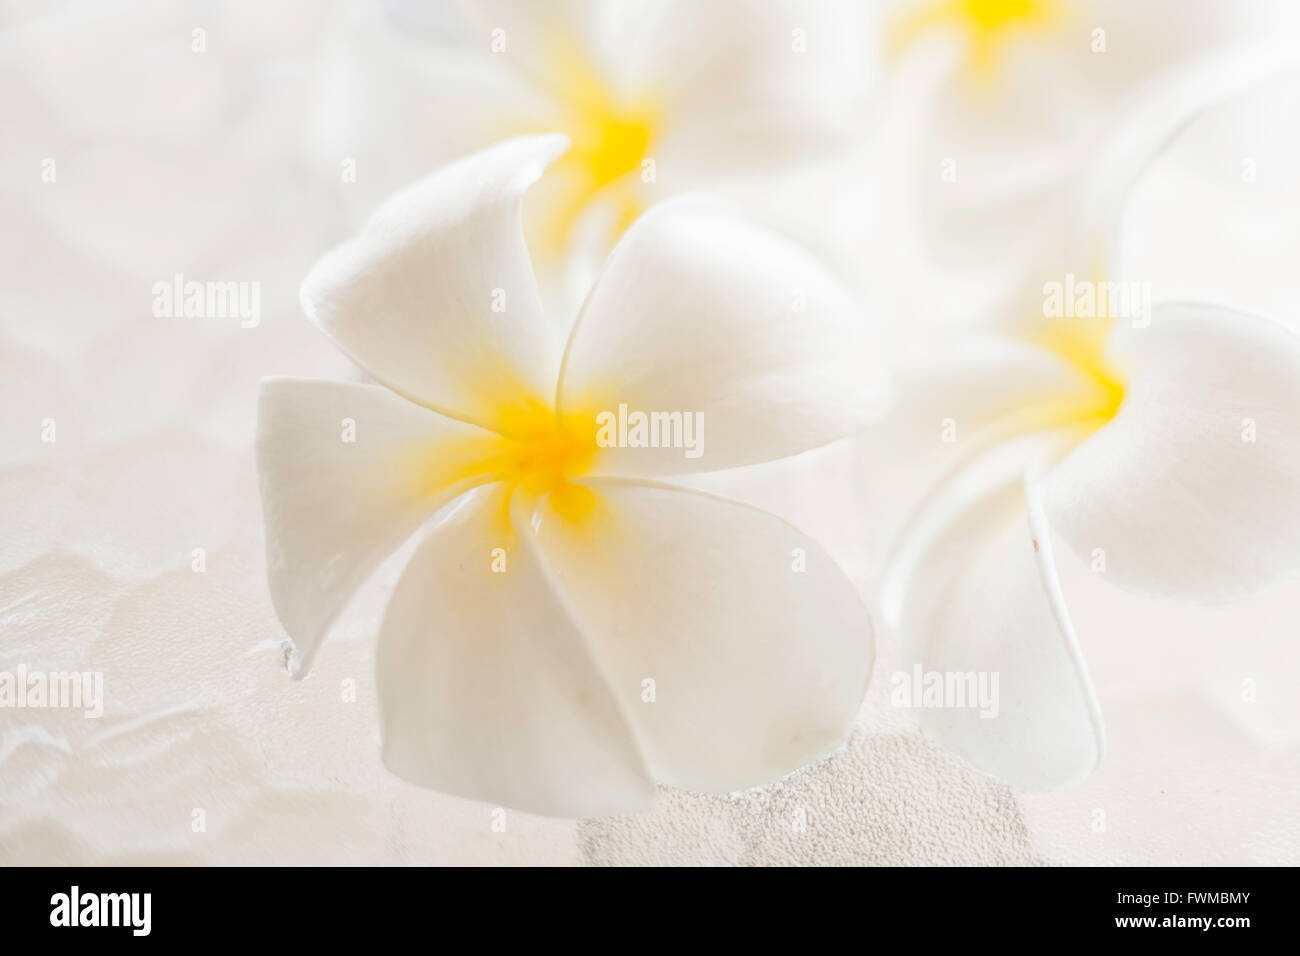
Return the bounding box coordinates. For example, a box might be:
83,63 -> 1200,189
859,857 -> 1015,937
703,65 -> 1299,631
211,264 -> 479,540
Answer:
877,289 -> 1300,788
877,0 -> 1300,331
313,0 -> 871,299
255,134 -> 887,817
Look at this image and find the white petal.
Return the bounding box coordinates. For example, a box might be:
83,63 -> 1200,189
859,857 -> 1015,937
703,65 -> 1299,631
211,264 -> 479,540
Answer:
1080,15 -> 1300,278
824,332 -> 1107,583
256,378 -> 501,675
440,1 -> 626,92
559,199 -> 887,476
448,1 -> 871,148
306,7 -> 560,214
885,330 -> 1111,449
1084,0 -> 1300,94
878,434 -> 1105,789
631,0 -> 873,182
1042,303 -> 1300,601
527,478 -> 873,792
299,135 -> 569,428
377,483 -> 656,817
881,0 -> 1300,333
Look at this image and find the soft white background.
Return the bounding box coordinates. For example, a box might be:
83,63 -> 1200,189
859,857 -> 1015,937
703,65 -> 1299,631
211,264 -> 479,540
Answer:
1,0 -> 1297,864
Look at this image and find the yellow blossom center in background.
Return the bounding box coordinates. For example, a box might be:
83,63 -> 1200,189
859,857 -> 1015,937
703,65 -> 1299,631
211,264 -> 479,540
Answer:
577,109 -> 654,194
1041,314 -> 1125,427
1030,271 -> 1129,436
892,0 -> 1063,75
963,0 -> 1049,31
531,44 -> 659,255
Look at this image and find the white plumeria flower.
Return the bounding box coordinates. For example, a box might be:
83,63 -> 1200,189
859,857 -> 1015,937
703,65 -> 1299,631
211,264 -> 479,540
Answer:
314,0 -> 870,282
256,135 -> 887,817
876,289 -> 1300,788
862,4 -> 1300,789
877,0 -> 1300,328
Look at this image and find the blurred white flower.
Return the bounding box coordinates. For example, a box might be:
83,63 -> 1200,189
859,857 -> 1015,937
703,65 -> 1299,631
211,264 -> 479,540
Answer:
877,295 -> 1300,788
858,3 -> 1300,789
877,0 -> 1300,328
256,135 -> 887,817
311,0 -> 872,290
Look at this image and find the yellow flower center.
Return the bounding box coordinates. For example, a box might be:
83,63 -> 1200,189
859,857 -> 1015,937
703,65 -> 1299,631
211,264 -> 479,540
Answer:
1023,267 -> 1131,438
387,389 -> 602,528
525,44 -> 660,256
575,109 -> 654,194
963,0 -> 1049,31
1038,314 -> 1125,428
489,399 -> 599,521
891,0 -> 1063,76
